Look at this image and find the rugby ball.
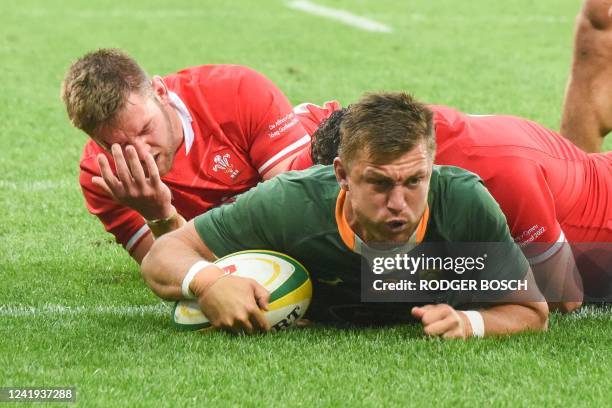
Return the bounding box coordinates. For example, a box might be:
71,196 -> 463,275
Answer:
172,250 -> 312,332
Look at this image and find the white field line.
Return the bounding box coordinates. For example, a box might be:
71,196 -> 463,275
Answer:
16,8 -> 570,25
565,305 -> 612,320
287,0 -> 393,33
0,303 -> 609,320
0,179 -> 72,192
0,304 -> 170,317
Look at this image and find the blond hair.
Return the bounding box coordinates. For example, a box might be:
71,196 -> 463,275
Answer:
60,48 -> 150,134
339,92 -> 435,166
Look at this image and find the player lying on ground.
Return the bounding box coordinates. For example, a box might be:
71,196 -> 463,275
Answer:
561,0 -> 612,152
310,103 -> 612,312
61,49 -> 315,264
141,92 -> 549,339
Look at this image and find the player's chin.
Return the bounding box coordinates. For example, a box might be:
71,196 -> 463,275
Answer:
370,228 -> 411,246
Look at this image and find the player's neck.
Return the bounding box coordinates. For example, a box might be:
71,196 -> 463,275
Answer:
169,107 -> 185,153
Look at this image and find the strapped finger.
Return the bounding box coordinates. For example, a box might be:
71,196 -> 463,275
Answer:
125,145 -> 146,187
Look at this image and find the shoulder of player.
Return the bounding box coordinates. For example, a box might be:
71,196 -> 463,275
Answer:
257,165 -> 337,192
164,64 -> 263,91
429,165 -> 510,240
79,140 -> 106,176
429,165 -> 496,217
430,165 -> 483,190
235,165 -> 338,205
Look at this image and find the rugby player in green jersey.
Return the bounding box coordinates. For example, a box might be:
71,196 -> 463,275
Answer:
141,92 -> 548,338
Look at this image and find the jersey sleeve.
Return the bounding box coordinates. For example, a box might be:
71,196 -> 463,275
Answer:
479,157 -> 565,265
79,164 -> 150,252
286,101 -> 343,170
294,100 -> 342,136
236,68 -> 311,175
194,177 -> 290,257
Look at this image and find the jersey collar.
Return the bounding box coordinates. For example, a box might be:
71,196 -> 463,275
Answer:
169,91 -> 195,155
335,189 -> 429,255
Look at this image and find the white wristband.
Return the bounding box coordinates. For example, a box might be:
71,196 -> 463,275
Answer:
462,310 -> 485,338
181,260 -> 213,299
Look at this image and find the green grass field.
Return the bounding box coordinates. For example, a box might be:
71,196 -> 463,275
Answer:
1,0 -> 610,406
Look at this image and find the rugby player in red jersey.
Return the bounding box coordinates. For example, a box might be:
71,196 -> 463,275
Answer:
309,102 -> 612,312
561,0 -> 612,152
61,49 -> 316,264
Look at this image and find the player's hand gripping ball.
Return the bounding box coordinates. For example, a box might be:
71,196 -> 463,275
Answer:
173,251 -> 312,332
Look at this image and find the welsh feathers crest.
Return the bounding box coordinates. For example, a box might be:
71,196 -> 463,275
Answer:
212,153 -> 240,179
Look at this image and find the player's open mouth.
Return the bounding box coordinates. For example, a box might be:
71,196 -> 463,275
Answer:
386,220 -> 407,231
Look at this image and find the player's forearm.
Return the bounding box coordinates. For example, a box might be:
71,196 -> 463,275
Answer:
531,244 -> 583,313
479,302 -> 549,336
127,213 -> 188,265
141,233 -> 214,301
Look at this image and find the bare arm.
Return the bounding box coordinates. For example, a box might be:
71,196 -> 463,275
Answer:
412,268 -> 549,338
560,0 -> 612,152
128,212 -> 187,265
130,233 -> 154,265
530,242 -> 583,313
141,220 -> 270,333
141,220 -> 218,300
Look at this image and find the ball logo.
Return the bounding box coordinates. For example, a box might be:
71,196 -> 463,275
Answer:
221,264 -> 237,274
271,305 -> 302,332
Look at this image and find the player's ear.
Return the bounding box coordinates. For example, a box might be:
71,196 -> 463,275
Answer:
151,76 -> 170,104
333,157 -> 349,191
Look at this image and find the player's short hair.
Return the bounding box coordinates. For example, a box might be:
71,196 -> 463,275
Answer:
60,48 -> 150,135
311,108 -> 347,165
339,92 -> 435,167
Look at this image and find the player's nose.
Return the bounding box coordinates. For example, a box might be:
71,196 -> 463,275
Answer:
386,186 -> 407,213
130,138 -> 151,160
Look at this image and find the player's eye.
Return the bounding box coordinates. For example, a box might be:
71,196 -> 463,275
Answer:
370,179 -> 393,191
406,177 -> 422,186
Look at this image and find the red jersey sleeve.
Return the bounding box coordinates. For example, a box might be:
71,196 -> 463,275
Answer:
236,68 -> 311,175
481,157 -> 565,264
288,100 -> 343,170
79,154 -> 150,252
294,100 -> 342,135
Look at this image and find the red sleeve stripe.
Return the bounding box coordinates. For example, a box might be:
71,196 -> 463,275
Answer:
257,134 -> 311,174
526,230 -> 566,265
126,224 -> 151,252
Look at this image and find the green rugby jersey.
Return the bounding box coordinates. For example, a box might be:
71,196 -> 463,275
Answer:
195,165 -> 529,321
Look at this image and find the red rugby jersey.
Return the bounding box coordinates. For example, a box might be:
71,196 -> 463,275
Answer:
80,65 -> 313,251
430,105 -> 612,263
294,101 -> 612,264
